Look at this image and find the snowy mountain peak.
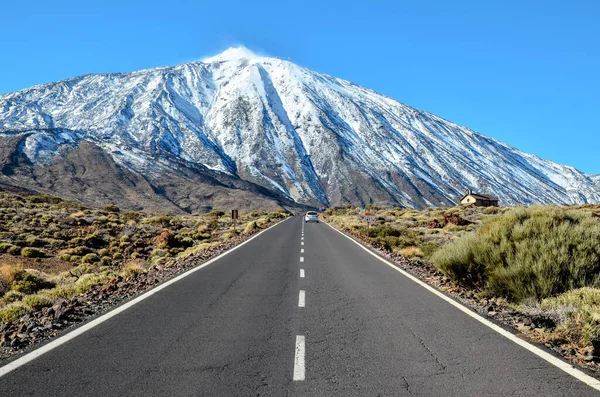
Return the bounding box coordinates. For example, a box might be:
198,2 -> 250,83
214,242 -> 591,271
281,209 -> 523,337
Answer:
203,46 -> 263,63
0,51 -> 599,210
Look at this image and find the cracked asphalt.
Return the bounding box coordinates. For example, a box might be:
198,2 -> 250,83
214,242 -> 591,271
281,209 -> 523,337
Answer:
0,216 -> 598,396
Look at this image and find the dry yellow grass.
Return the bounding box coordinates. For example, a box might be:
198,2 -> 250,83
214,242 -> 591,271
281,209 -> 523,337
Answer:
397,246 -> 424,258
121,259 -> 145,279
70,211 -> 85,218
0,262 -> 24,297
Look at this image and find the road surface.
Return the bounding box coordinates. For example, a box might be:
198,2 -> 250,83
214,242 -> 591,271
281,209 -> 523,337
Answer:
0,216 -> 598,396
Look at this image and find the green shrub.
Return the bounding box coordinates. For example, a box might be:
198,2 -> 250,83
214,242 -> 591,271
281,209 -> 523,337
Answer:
142,215 -> 172,226
433,206 -> 600,301
268,212 -> 286,220
151,249 -> 167,257
178,243 -> 215,258
70,246 -> 92,256
354,225 -> 419,252
84,234 -> 107,248
0,302 -> 30,323
103,204 -> 120,213
45,284 -> 76,299
209,210 -> 225,218
22,294 -> 53,310
6,245 -> 20,255
151,256 -> 167,265
121,211 -> 143,223
419,242 -> 441,259
28,194 -> 50,204
191,231 -> 211,240
52,200 -> 83,210
176,236 -> 194,248
483,206 -> 500,215
358,225 -> 402,239
94,216 -> 110,224
0,290 -> 24,304
540,287 -> 600,346
244,221 -> 257,234
67,263 -> 94,277
74,273 -> 113,294
81,253 -> 100,264
196,224 -> 209,233
47,238 -> 65,247
25,235 -> 46,247
21,247 -> 45,258
0,242 -> 18,253
11,269 -> 55,294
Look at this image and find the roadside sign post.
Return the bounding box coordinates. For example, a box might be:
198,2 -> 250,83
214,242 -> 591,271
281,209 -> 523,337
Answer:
365,211 -> 372,228
232,209 -> 239,233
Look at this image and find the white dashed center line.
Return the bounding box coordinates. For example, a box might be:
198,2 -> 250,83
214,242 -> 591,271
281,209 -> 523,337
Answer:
295,222 -> 308,381
293,335 -> 305,381
298,290 -> 305,307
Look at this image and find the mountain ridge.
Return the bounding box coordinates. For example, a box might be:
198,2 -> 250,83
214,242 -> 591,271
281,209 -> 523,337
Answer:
1,46 -> 598,210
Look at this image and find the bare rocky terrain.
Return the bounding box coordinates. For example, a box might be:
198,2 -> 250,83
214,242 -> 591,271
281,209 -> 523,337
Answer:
0,137 -> 297,213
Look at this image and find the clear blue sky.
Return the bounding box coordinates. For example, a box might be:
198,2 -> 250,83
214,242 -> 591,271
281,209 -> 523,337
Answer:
2,0 -> 598,174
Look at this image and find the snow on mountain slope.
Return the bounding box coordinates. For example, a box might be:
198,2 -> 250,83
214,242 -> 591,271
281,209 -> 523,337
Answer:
1,46 -> 598,208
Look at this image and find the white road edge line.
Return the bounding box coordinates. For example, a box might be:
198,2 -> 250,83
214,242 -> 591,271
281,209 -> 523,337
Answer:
325,222 -> 600,391
298,290 -> 305,307
300,269 -> 305,278
300,256 -> 304,262
0,217 -> 293,379
293,335 -> 305,381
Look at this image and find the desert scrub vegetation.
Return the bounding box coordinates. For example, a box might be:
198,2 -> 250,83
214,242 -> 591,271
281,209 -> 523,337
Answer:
525,288 -> 600,348
432,206 -> 600,302
430,205 -> 600,356
0,191 -> 290,324
323,204 -> 497,260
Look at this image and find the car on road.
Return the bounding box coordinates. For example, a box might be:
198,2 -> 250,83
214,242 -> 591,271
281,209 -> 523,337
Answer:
305,211 -> 320,223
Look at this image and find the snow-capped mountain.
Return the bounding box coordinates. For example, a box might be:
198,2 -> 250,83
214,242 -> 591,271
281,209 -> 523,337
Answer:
1,47 -> 599,210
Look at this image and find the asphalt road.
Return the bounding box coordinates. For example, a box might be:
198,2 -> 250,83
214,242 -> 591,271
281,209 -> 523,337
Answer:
0,216 -> 598,396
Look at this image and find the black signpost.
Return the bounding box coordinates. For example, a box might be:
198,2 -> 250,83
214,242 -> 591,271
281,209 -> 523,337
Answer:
232,209 -> 239,233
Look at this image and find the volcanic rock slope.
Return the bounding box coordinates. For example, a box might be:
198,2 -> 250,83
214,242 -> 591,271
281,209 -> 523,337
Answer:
0,47 -> 598,210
